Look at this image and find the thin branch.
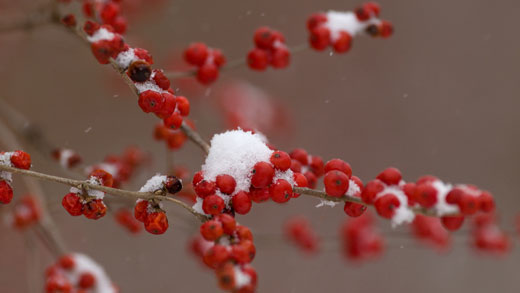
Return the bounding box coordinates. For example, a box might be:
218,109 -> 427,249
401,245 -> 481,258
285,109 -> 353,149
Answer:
181,122 -> 210,155
0,164 -> 208,222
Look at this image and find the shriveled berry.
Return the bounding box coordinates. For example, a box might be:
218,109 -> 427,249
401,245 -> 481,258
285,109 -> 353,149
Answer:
145,212 -> 169,235
61,193 -> 83,216
128,60 -> 152,82
83,199 -> 107,220
165,175 -> 182,194
134,200 -> 149,222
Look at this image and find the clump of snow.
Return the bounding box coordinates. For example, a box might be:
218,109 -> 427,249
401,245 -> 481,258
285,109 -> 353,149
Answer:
432,180 -> 459,216
114,49 -> 137,69
376,186 -> 415,227
273,169 -> 295,186
202,129 -> 274,193
64,253 -> 117,293
135,80 -> 164,94
59,149 -> 75,168
1,152 -> 14,182
345,179 -> 361,197
139,174 -> 167,193
87,28 -> 115,43
234,266 -> 252,288
315,200 -> 339,208
192,197 -> 207,216
325,11 -> 380,40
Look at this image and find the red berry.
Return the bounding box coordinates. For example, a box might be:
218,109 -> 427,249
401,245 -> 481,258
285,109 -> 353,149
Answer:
115,209 -> 141,233
216,213 -> 236,235
361,180 -> 385,204
0,180 -> 14,204
194,180 -> 216,198
292,172 -> 308,198
203,244 -> 230,269
247,48 -> 269,71
324,159 -> 352,178
145,211 -> 169,235
138,90 -> 164,113
89,169 -> 114,187
202,195 -> 225,215
200,220 -> 224,241
197,62 -> 219,84
374,193 -> 400,219
153,70 -> 171,90
309,26 -> 330,51
10,150 -> 31,170
134,48 -> 153,64
254,27 -> 276,49
249,187 -> 270,203
270,179 -> 293,203
100,2 -> 119,24
192,171 -> 204,186
271,47 -> 290,68
289,148 -> 309,165
83,20 -> 100,36
441,216 -> 464,231
376,167 -> 402,185
414,183 -> 438,208
155,92 -> 177,119
270,151 -> 291,171
59,255 -> 75,269
176,96 -> 190,116
303,171 -> 318,189
231,240 -> 256,264
290,159 -> 302,173
379,21 -> 394,38
212,49 -> 226,67
416,175 -> 438,185
324,171 -> 349,197
163,112 -> 183,130
446,187 -> 464,204
309,156 -> 325,177
344,201 -> 367,217
307,13 -> 327,31
355,5 -> 371,21
236,225 -> 253,241
479,191 -> 495,213
216,174 -> 236,194
83,199 -> 107,220
61,193 -> 83,216
458,194 -> 479,215
403,182 -> 417,205
112,16 -> 127,34
251,162 -> 275,188
333,31 -> 352,53
184,43 -> 209,66
78,272 -> 96,289
232,191 -> 252,214
364,2 -> 381,17
134,200 -> 149,222
61,14 -> 76,27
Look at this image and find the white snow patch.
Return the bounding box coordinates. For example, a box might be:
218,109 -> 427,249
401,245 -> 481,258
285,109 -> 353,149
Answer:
234,266 -> 252,288
139,175 -> 167,193
67,253 -> 117,293
192,197 -> 208,216
315,200 -> 339,208
87,28 -> 115,43
59,149 -> 76,168
114,49 -> 137,69
325,11 -> 380,40
377,186 -> 415,227
432,180 -> 459,216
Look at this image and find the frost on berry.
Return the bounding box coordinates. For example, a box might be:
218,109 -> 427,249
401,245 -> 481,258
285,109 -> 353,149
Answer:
45,253 -> 118,293
307,3 -> 393,53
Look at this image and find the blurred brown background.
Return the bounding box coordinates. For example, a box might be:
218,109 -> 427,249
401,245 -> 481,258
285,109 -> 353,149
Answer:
1,0 -> 520,292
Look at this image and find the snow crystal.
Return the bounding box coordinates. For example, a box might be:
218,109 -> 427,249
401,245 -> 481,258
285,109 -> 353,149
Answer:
273,169 -> 295,186
68,253 -> 117,293
432,180 -> 459,216
134,80 -> 164,94
139,175 -> 167,193
315,200 -> 339,208
114,49 -> 137,69
345,179 -> 361,197
87,28 -> 115,43
202,129 -> 274,194
234,266 -> 252,288
0,171 -> 12,182
192,197 -> 208,216
325,11 -> 379,40
0,152 -> 13,167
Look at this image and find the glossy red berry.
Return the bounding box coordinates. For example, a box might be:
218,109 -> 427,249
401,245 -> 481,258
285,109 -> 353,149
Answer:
236,225 -> 253,241
89,169 -> 114,187
247,48 -> 269,71
309,156 -> 325,177
197,62 -> 219,84
271,47 -> 290,68
61,193 -> 83,216
134,200 -> 149,222
254,27 -> 276,49
163,112 -> 183,130
200,220 -> 224,241
251,162 -> 275,188
270,151 -> 291,171
324,170 -> 349,197
216,213 -> 236,235
138,90 -> 164,113
192,171 -> 204,186
231,240 -> 256,264
414,183 -> 438,208
203,244 -> 231,269
479,191 -> 495,212
361,180 -> 385,204
83,199 -> 107,220
0,180 -> 14,204
270,179 -> 293,203
374,193 -> 400,219
458,194 -> 479,215
249,187 -> 270,203
290,148 -> 309,165
203,194 -> 225,215
78,272 -> 96,289
145,211 -> 169,234
184,43 -> 209,66
376,167 -> 402,185
232,191 -> 252,214
441,216 -> 465,231
310,26 -> 330,51
292,172 -> 308,198
324,159 -> 352,178
153,70 -> 171,90
194,180 -> 217,198
176,96 -> 190,116
216,174 -> 236,194
290,159 -> 302,173
10,150 -> 31,170
333,31 -> 352,53
379,21 -> 394,38
307,13 -> 327,31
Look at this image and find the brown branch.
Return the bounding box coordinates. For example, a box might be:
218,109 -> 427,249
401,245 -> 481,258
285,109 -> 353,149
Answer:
0,164 -> 208,222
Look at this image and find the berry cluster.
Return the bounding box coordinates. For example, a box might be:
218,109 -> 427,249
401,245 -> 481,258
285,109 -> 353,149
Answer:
9,195 -> 41,230
284,217 -> 319,254
52,148 -> 82,169
184,43 -> 226,84
191,130 -> 308,217
153,119 -> 195,151
61,169 -> 112,220
247,27 -> 290,71
287,148 -> 324,189
82,0 -> 128,34
0,150 -> 32,204
45,253 -> 118,293
133,174 -> 182,234
79,20 -> 191,130
191,215 -> 257,292
84,146 -> 147,188
307,2 -> 393,53
341,212 -> 384,261
115,208 -> 142,234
